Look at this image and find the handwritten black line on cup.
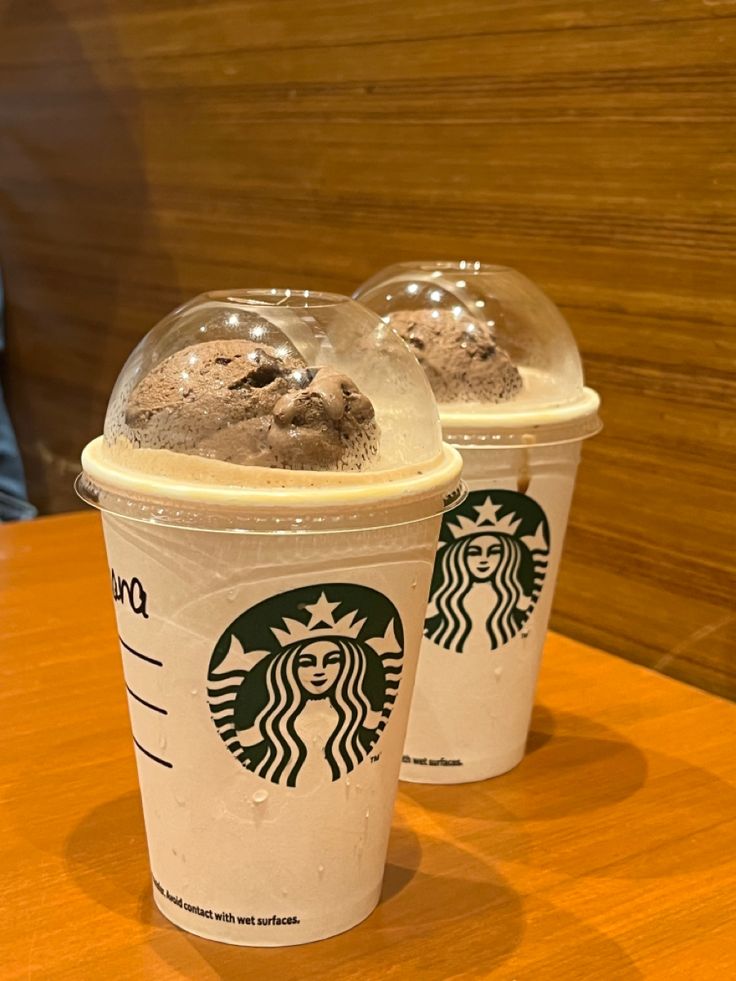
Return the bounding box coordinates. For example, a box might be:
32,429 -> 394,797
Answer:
126,683 -> 167,715
132,735 -> 173,769
119,635 -> 163,667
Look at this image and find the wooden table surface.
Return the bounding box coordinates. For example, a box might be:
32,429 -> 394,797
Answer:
2,512 -> 735,980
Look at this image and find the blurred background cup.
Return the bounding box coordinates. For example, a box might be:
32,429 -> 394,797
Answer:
355,263 -> 600,784
77,290 -> 462,944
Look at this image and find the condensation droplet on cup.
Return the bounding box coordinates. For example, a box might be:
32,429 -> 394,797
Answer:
159,735 -> 167,749
281,886 -> 288,897
365,809 -> 370,820
175,794 -> 186,807
494,666 -> 503,680
227,588 -> 237,602
190,688 -> 198,697
411,578 -> 417,589
318,864 -> 325,878
252,789 -> 269,805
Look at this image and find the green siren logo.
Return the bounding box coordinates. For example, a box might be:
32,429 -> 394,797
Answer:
425,489 -> 550,653
208,584 -> 404,788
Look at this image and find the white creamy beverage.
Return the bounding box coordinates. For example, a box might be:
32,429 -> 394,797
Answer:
78,290 -> 462,944
355,263 -> 600,784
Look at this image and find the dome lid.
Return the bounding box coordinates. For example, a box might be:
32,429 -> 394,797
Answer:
355,262 -> 600,446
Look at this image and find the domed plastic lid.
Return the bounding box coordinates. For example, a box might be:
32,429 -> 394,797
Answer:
78,290 -> 462,531
355,262 -> 600,446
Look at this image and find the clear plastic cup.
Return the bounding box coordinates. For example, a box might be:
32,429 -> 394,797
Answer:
77,290 -> 462,944
355,263 -> 600,784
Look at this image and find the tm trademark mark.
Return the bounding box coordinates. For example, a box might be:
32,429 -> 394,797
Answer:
371,753 -> 381,763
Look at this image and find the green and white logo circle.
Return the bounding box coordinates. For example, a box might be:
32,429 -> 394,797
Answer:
208,584 -> 404,788
425,489 -> 550,653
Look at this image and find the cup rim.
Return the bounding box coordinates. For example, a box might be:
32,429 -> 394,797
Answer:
77,438 -> 464,534
439,387 -> 601,446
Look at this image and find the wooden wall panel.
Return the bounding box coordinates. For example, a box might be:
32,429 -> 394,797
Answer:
1,1 -> 734,695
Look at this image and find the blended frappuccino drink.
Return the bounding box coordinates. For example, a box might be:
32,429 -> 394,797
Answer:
77,290 -> 462,945
355,263 -> 600,784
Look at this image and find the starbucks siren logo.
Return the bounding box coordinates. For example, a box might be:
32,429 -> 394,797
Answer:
208,584 -> 404,788
425,489 -> 550,653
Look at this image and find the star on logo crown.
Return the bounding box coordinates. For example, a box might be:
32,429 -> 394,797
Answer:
448,496 -> 548,553
271,591 -> 366,646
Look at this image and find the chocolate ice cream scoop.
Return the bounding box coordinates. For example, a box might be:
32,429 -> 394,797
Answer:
125,339 -> 379,471
269,367 -> 379,471
388,308 -> 522,404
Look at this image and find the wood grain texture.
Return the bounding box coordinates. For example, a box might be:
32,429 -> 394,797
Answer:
1,512 -> 736,979
0,1 -> 734,697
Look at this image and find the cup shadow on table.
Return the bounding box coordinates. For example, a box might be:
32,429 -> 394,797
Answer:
142,890 -> 642,981
64,792 -> 526,979
61,788 -> 644,981
64,790 -> 152,924
401,703 -> 736,881
404,705 -> 649,825
141,833 -> 642,981
145,825 -> 526,981
60,705 -> 736,977
525,703 -> 556,755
